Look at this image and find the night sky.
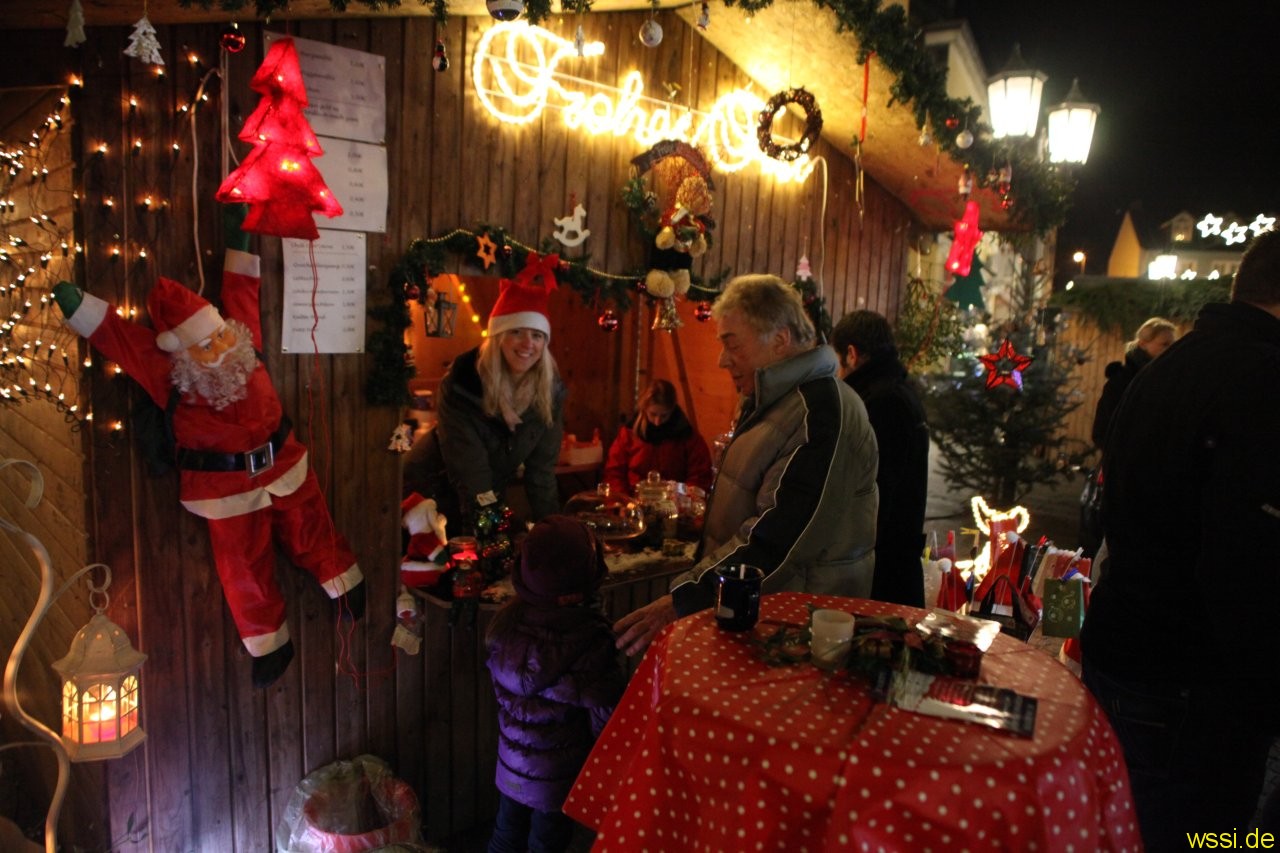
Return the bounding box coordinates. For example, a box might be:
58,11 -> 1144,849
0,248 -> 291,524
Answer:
941,0 -> 1280,272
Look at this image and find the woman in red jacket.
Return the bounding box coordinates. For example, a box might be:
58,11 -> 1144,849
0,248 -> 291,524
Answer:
604,379 -> 712,495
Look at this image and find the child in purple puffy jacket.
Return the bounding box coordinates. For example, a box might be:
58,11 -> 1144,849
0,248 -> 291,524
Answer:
485,515 -> 626,853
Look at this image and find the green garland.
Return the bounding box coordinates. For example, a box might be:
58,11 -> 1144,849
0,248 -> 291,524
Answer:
366,224 -> 695,405
1049,277 -> 1230,336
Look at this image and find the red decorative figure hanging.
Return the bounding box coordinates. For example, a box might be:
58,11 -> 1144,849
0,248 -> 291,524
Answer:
945,200 -> 982,276
215,37 -> 343,240
979,339 -> 1034,390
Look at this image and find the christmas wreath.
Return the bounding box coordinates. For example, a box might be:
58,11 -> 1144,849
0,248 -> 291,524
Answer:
756,87 -> 823,162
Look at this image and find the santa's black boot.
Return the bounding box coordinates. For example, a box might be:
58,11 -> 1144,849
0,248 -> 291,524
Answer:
252,639 -> 295,689
338,583 -> 366,623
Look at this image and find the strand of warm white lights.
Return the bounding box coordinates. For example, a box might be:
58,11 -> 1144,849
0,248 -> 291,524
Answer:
472,22 -> 815,184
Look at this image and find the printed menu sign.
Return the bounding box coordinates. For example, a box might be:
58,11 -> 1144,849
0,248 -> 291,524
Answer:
264,31 -> 386,144
315,136 -> 388,233
281,230 -> 366,354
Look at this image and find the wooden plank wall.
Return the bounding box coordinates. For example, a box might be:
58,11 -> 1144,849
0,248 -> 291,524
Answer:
0,81 -> 103,852
0,10 -> 913,850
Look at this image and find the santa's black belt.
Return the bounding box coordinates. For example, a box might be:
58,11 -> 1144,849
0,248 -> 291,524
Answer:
175,416 -> 292,476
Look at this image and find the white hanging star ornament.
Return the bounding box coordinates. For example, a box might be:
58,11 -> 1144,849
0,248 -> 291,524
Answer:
552,203 -> 590,248
64,0 -> 86,47
1249,214 -> 1276,236
1196,213 -> 1223,238
124,14 -> 164,66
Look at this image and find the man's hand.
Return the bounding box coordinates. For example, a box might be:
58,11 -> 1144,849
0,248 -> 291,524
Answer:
613,594 -> 678,657
52,281 -> 83,319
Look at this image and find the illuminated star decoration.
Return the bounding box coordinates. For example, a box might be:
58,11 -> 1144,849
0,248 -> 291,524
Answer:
1249,214 -> 1276,236
1222,221 -> 1249,246
945,200 -> 982,276
978,338 -> 1033,390
475,233 -> 497,269
1196,213 -> 1223,238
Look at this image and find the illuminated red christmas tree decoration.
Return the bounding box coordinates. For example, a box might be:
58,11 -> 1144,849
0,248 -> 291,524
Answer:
945,200 -> 983,277
215,37 -> 342,240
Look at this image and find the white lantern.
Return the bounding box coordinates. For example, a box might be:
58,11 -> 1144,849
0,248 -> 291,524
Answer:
986,44 -> 1047,140
1047,78 -> 1100,164
52,612 -> 146,762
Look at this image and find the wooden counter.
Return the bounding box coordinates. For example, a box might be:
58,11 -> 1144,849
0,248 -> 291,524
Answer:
410,548 -> 693,844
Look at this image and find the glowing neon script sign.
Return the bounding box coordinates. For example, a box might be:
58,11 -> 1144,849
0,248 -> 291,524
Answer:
472,22 -> 815,183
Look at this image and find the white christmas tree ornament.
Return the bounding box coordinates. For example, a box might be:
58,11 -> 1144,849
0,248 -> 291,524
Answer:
124,15 -> 164,66
64,0 -> 87,47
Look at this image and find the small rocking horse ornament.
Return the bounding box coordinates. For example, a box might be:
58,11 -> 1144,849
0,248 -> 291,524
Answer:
553,203 -> 591,248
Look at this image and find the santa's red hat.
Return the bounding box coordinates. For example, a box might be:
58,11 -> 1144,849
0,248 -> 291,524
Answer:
487,252 -> 559,341
148,277 -> 226,353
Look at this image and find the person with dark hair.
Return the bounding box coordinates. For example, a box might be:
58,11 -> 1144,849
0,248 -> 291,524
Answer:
603,378 -> 712,495
1080,229 -> 1280,849
830,310 -> 929,607
485,516 -> 626,853
613,275 -> 878,655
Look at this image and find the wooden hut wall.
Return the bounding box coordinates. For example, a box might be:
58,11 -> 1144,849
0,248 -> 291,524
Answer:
0,80 -> 101,852
0,11 -> 912,850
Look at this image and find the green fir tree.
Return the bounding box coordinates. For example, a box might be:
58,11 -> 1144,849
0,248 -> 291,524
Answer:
925,239 -> 1082,504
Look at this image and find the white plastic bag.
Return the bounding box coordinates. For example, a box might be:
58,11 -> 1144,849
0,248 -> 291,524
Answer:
276,754 -> 422,853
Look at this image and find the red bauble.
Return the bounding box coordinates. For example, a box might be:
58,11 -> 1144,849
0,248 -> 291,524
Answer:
694,301 -> 713,322
597,308 -> 620,332
944,116 -> 960,130
559,259 -> 571,272
221,24 -> 247,53
404,284 -> 420,300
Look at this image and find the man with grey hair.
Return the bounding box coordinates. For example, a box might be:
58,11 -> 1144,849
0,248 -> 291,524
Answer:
614,274 -> 879,655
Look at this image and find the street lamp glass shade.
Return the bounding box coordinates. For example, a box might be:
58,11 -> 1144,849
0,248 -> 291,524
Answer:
52,613 -> 146,762
987,44 -> 1047,139
1047,79 -> 1099,164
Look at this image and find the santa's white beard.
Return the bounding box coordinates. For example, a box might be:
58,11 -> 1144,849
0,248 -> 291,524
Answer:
170,319 -> 257,410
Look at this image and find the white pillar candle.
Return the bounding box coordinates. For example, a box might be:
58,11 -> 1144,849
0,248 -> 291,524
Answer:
810,609 -> 855,670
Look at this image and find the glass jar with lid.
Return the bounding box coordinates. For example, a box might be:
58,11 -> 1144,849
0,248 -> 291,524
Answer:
563,482 -> 647,549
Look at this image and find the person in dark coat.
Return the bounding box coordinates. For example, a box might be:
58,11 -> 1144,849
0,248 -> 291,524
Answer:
405,252 -> 566,525
1090,316 -> 1176,450
830,310 -> 930,607
485,516 -> 626,853
1080,230 -> 1280,850
603,378 -> 713,495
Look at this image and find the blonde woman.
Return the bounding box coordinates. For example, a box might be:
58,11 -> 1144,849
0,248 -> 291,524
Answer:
408,257 -> 565,524
1091,316 -> 1177,450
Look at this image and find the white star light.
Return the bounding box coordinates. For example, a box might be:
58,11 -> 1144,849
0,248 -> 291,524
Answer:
1180,268 -> 1198,280
1207,270 -> 1221,280
1197,213 -> 1223,237
1249,214 -> 1276,236
1222,222 -> 1249,246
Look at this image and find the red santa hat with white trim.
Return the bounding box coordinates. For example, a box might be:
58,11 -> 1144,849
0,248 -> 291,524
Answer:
487,251 -> 559,341
148,277 -> 226,353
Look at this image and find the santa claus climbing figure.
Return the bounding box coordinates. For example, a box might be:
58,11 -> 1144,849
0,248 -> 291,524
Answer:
53,204 -> 364,688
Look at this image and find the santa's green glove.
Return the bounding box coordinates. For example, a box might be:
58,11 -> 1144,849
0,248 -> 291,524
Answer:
222,202 -> 251,253
52,281 -> 83,319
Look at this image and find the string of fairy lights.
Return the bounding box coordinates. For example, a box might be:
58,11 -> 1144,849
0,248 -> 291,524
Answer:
0,90 -> 87,426
3,51 -> 223,434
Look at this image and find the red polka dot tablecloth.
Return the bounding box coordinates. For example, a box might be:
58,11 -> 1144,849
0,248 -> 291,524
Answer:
564,592 -> 1140,852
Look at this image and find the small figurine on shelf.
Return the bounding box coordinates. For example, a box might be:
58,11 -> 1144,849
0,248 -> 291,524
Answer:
448,536 -> 484,628
401,492 -> 450,590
